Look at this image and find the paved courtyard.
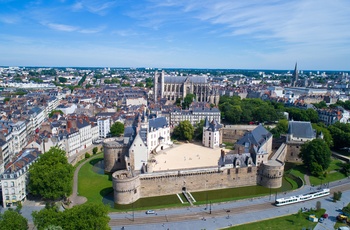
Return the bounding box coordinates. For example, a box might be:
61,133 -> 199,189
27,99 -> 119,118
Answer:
151,143 -> 227,171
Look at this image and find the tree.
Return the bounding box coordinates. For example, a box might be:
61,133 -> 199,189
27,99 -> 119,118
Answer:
312,123 -> 333,148
333,191 -> 342,202
270,119 -> 288,137
110,121 -> 124,137
182,94 -> 195,109
58,77 -> 67,83
173,120 -> 194,141
0,209 -> 28,230
316,201 -> 322,211
32,203 -> 110,230
92,147 -> 98,155
299,139 -> 331,176
134,82 -> 144,87
28,147 -> 74,201
194,120 -> 205,141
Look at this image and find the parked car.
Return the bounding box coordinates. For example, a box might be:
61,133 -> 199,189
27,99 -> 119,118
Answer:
319,217 -> 324,223
322,213 -> 329,218
146,210 -> 155,214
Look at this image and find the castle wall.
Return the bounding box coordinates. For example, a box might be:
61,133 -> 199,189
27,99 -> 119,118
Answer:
113,167 -> 257,204
285,142 -> 303,162
221,125 -> 257,144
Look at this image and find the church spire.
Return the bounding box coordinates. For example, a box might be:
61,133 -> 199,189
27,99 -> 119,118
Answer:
292,62 -> 298,87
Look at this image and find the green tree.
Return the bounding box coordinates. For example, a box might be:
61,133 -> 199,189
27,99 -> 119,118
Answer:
48,110 -> 63,118
134,82 -> 144,87
194,120 -> 205,141
145,77 -> 153,88
32,203 -> 110,230
92,147 -> 98,155
270,119 -> 288,137
58,77 -> 67,83
182,94 -> 195,109
312,123 -> 333,147
28,147 -> 74,201
0,209 -> 28,230
110,121 -> 124,137
299,139 -> 331,176
173,120 -> 194,141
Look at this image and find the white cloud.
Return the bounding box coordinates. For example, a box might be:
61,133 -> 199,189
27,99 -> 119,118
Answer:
0,15 -> 20,24
71,0 -> 117,15
45,22 -> 78,32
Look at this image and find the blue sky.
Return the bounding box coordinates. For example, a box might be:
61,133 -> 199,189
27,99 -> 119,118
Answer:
1,0 -> 350,70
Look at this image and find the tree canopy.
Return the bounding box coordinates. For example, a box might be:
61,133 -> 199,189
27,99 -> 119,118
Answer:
0,209 -> 28,230
182,94 -> 195,109
173,120 -> 194,141
28,147 -> 74,200
110,121 -> 124,137
194,120 -> 205,141
32,203 -> 110,230
219,96 -> 284,124
299,139 -> 331,177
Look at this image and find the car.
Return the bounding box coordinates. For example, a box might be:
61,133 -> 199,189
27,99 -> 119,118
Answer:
319,217 -> 324,223
146,210 -> 155,214
322,213 -> 329,218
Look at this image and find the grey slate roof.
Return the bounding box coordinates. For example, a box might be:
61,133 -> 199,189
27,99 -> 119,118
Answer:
288,121 -> 316,139
236,124 -> 271,147
149,117 -> 168,130
163,76 -> 207,84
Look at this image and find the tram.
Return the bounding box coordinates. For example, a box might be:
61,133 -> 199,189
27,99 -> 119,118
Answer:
275,188 -> 330,206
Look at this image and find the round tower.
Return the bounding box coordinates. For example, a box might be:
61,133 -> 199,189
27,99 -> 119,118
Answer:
103,138 -> 126,173
258,163 -> 284,188
112,170 -> 141,204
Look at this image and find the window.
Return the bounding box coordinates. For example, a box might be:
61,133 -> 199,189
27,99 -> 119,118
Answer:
247,167 -> 252,173
11,182 -> 14,187
235,168 -> 239,174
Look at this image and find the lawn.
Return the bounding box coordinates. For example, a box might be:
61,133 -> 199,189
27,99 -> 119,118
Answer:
285,158 -> 348,186
78,157 -> 114,207
192,178 -> 293,205
227,209 -> 326,230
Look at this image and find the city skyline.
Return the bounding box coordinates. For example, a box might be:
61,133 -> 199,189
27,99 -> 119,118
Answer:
1,0 -> 350,70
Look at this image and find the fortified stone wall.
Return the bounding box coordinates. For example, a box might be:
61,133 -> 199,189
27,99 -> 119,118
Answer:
221,125 -> 257,144
113,166 -> 258,204
285,142 -> 303,162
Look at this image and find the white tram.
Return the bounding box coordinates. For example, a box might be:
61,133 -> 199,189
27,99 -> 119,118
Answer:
275,189 -> 330,206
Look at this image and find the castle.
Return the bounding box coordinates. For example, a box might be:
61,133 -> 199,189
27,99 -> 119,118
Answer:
104,116 -> 316,205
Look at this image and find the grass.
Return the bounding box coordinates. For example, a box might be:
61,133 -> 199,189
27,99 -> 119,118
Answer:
114,194 -> 189,211
192,178 -> 293,205
227,209 -> 326,230
78,157 -> 113,207
285,158 -> 348,186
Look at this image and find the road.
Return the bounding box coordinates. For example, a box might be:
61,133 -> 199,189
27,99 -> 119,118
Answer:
109,180 -> 350,230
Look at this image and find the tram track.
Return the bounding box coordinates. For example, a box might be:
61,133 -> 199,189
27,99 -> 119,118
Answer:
109,183 -> 350,227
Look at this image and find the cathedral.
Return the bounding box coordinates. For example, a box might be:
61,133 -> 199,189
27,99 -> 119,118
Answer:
153,70 -> 220,105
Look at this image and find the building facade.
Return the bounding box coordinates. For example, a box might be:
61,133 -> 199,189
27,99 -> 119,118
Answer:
1,148 -> 41,207
154,71 -> 220,105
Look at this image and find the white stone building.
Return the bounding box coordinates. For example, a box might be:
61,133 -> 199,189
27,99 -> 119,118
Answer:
98,118 -> 111,138
202,118 -> 222,149
1,148 -> 41,207
10,121 -> 27,154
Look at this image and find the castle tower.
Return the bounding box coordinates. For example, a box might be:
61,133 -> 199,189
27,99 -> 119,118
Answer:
154,71 -> 158,101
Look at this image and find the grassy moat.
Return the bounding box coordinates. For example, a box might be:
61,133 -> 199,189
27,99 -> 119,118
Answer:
79,157 -> 297,211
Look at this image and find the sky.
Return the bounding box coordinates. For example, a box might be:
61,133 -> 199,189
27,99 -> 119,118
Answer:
1,0 -> 350,70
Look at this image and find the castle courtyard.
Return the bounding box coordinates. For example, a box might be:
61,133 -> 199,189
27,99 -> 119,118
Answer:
151,143 -> 226,171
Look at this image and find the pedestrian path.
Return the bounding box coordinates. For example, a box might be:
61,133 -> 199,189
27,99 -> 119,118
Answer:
67,153 -> 102,207
304,174 -> 311,186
